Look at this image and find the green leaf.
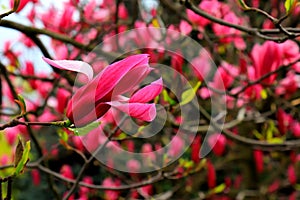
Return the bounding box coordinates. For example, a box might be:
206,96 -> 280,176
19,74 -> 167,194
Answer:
253,130 -> 263,140
209,183 -> 226,195
116,132 -> 127,140
70,121 -> 101,136
295,184 -> 300,190
162,89 -> 176,105
237,0 -> 249,9
58,129 -> 69,142
183,160 -> 194,169
285,0 -> 296,13
180,81 -> 201,106
268,138 -> 284,144
14,140 -> 30,176
15,94 -> 26,114
260,89 -> 268,100
14,136 -> 24,167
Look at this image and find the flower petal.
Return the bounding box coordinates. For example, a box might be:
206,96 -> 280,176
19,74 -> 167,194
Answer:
110,102 -> 156,122
69,101 -> 111,127
42,57 -> 94,81
112,65 -> 153,95
92,54 -> 150,101
129,78 -> 163,103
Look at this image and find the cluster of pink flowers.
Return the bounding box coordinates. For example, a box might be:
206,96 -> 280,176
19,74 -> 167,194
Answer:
1,0 -> 300,198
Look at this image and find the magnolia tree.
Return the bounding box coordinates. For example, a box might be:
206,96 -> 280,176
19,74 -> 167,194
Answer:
0,0 -> 300,199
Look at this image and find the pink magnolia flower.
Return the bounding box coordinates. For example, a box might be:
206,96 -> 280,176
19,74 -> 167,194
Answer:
291,121 -> 300,138
118,3 -> 128,19
287,164 -> 297,185
4,41 -> 21,67
5,127 -> 19,145
251,41 -> 281,85
275,72 -> 298,98
20,35 -> 35,48
168,135 -> 184,157
23,61 -> 37,89
191,135 -> 201,163
277,109 -> 293,135
212,12 -> 246,50
102,178 -> 121,200
268,180 -> 280,193
208,133 -> 227,156
253,150 -> 264,173
191,49 -> 211,82
141,143 -> 156,162
179,20 -> 192,35
187,0 -> 221,29
10,0 -> 31,13
171,51 -> 184,74
207,160 -> 216,188
56,88 -> 70,114
31,169 -> 41,186
126,159 -> 141,173
79,176 -> 94,198
58,5 -> 76,32
72,136 -> 84,151
43,54 -> 163,127
60,165 -> 74,179
279,40 -> 300,72
140,184 -> 153,197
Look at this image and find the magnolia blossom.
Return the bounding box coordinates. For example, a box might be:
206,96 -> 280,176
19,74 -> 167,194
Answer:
208,133 -> 227,156
251,41 -> 281,85
102,178 -> 121,200
10,0 -> 33,13
253,150 -> 264,173
207,160 -> 216,188
287,165 -> 297,185
43,54 -> 163,127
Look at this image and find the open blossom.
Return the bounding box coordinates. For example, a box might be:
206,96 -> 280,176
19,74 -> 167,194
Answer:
277,108 -> 293,135
208,133 -> 227,156
102,178 -> 121,200
126,159 -> 141,173
60,165 -> 74,179
251,41 -> 281,85
251,41 -> 299,78
43,54 -> 162,127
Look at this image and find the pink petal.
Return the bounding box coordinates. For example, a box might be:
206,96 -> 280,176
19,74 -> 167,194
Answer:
112,65 -> 153,95
129,78 -> 163,103
110,102 -> 156,122
42,57 -> 94,81
68,54 -> 150,115
93,54 -> 150,100
69,101 -> 111,127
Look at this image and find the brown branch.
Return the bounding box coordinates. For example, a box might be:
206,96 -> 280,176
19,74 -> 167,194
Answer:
62,116 -> 128,199
0,20 -> 119,60
0,10 -> 14,20
198,104 -> 300,151
182,0 -> 300,42
159,0 -> 192,24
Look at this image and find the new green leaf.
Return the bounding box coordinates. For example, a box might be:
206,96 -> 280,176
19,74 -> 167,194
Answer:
70,121 -> 101,136
180,81 -> 201,106
285,0 -> 296,13
14,140 -> 30,176
162,89 -> 177,105
237,0 -> 249,9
